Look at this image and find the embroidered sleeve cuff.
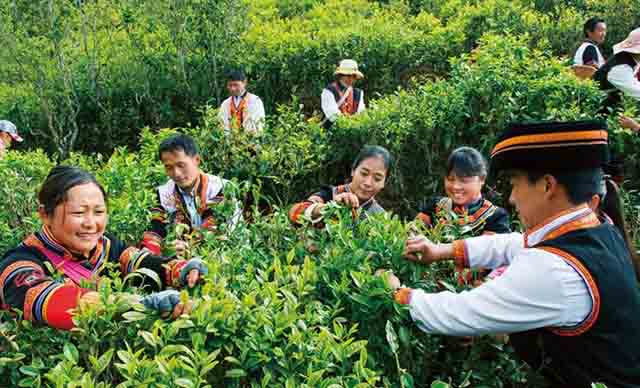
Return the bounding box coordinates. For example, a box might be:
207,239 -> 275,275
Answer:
120,247 -> 151,276
416,212 -> 432,226
452,240 -> 469,268
394,288 -> 413,305
289,202 -> 312,224
24,281 -> 90,330
201,215 -> 217,230
141,232 -> 162,256
165,259 -> 189,288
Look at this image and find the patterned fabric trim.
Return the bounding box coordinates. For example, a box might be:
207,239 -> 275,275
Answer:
229,94 -> 249,129
141,231 -> 163,255
0,260 -> 42,308
538,246 -> 601,337
452,240 -> 469,268
165,259 -> 188,288
394,288 -> 413,305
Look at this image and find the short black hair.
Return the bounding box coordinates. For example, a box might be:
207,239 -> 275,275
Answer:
523,168 -> 603,205
351,145 -> 393,176
447,147 -> 488,178
158,134 -> 199,160
584,17 -> 605,37
227,70 -> 246,82
39,165 -> 107,216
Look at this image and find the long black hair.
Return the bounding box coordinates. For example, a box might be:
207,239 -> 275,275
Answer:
600,178 -> 640,282
38,165 -> 107,216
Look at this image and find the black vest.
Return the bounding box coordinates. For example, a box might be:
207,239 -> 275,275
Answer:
593,51 -> 638,91
322,83 -> 362,129
510,224 -> 640,388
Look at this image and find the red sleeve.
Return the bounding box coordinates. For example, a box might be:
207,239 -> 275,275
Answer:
0,258 -> 91,330
289,201 -> 314,225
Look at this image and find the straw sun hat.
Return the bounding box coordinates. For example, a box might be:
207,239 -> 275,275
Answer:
334,59 -> 364,79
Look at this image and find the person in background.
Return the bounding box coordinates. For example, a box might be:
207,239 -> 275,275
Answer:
218,70 -> 265,135
0,120 -> 23,159
289,145 -> 392,226
140,134 -> 241,256
0,166 -> 208,330
320,59 -> 366,129
574,17 -> 607,68
415,147 -> 510,284
593,28 -> 640,102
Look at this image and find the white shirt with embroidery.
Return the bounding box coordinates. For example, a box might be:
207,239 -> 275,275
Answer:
321,87 -> 366,123
407,206 -> 594,336
218,92 -> 266,134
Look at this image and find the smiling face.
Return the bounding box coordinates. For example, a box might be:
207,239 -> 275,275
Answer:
444,173 -> 484,207
350,156 -> 387,202
588,22 -> 607,44
39,183 -> 107,256
160,150 -> 201,190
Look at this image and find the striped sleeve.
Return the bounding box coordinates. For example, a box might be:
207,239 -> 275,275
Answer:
141,191 -> 169,255
118,246 -> 188,289
0,255 -> 91,330
289,186 -> 334,225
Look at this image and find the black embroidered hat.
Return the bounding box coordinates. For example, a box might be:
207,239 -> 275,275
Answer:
490,120 -> 609,173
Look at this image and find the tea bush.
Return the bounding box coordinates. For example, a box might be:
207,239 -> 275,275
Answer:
2,0 -> 636,155
1,1 -> 639,387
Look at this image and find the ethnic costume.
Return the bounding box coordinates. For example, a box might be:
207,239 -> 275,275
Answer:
573,39 -> 605,68
218,92 -> 265,134
0,227 -> 191,330
396,120 -> 640,387
416,196 -> 510,284
289,184 -> 384,226
320,59 -> 366,129
416,196 -> 509,236
141,172 -> 241,255
593,29 -> 640,112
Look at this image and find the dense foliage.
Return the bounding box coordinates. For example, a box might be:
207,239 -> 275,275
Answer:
1,0 -> 640,387
1,0 -> 639,155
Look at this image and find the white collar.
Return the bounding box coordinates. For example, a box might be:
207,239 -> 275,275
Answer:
524,205 -> 593,247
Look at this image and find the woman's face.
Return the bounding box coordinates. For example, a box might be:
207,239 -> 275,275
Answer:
350,156 -> 387,202
39,183 -> 108,256
444,173 -> 484,206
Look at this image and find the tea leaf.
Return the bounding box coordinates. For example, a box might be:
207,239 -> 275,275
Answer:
385,321 -> 399,355
63,342 -> 79,364
225,368 -> 247,378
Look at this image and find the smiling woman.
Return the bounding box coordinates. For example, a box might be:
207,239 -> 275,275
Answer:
0,166 -> 208,330
415,147 -> 511,284
288,145 -> 393,226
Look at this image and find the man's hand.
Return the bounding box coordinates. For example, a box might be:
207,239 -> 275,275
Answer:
170,300 -> 194,320
333,192 -> 360,209
403,235 -> 451,264
375,269 -> 401,290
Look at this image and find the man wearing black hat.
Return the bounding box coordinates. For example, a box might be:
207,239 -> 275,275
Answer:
385,120 -> 640,387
